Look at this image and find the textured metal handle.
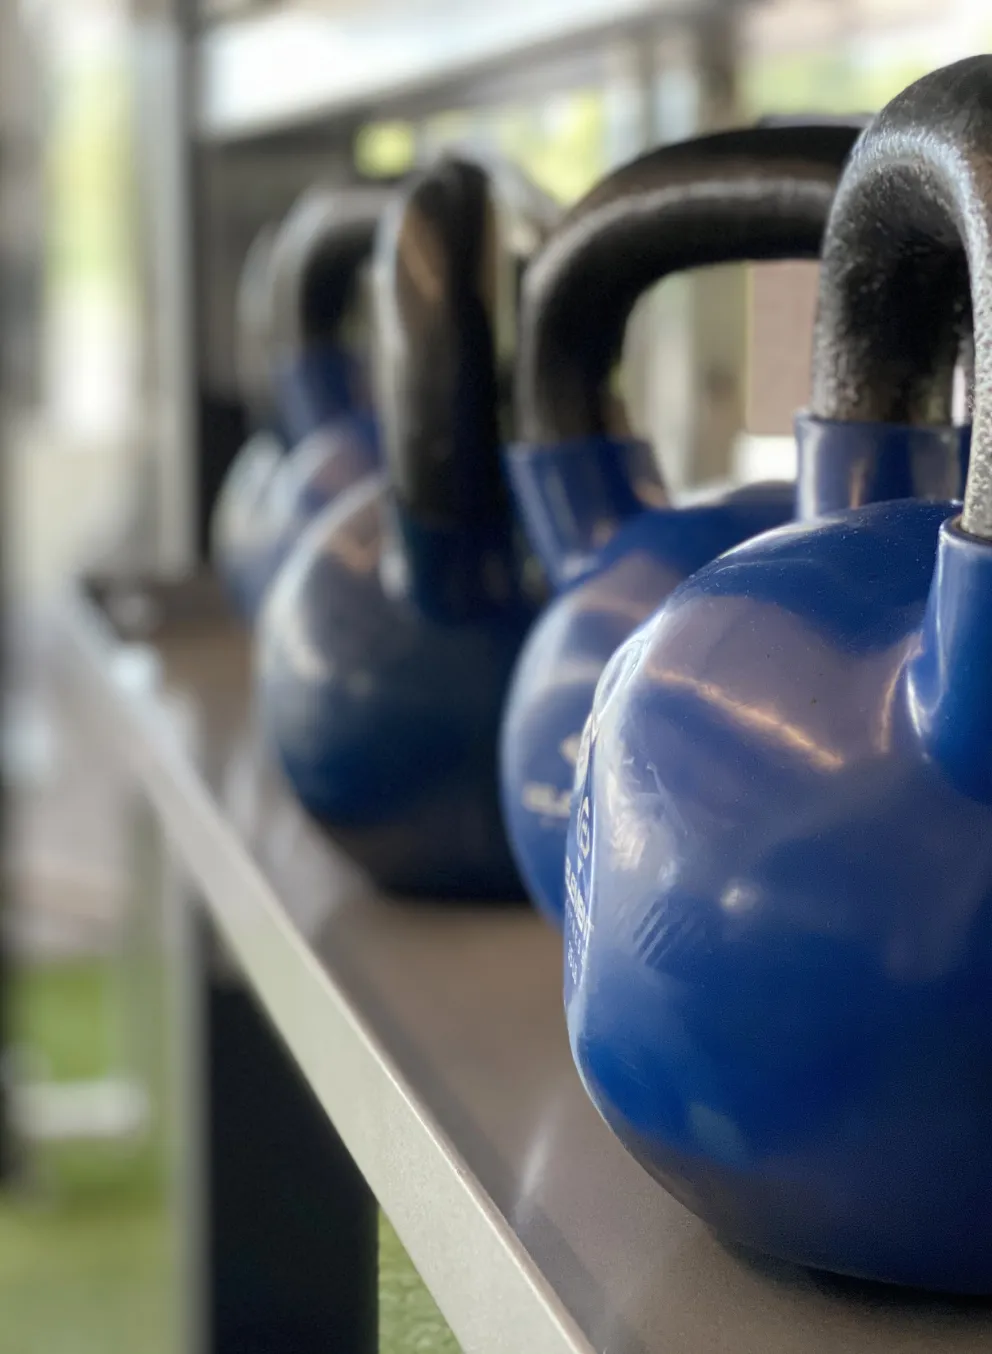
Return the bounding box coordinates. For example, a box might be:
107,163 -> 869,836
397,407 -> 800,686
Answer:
517,123 -> 862,445
810,58 -> 992,537
374,154 -> 555,532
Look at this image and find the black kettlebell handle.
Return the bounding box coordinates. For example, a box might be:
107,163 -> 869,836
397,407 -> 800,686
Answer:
517,123 -> 862,445
810,57 -> 992,538
809,61 -> 990,437
269,184 -> 395,358
374,154 -> 556,532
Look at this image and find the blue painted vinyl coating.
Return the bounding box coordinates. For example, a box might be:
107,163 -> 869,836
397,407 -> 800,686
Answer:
502,419 -> 970,929
908,516 -> 992,803
795,412 -> 969,517
211,428 -> 287,619
274,343 -> 368,446
212,344 -> 379,623
500,433 -> 795,926
256,474 -> 535,897
562,494 -> 992,1292
504,435 -> 666,589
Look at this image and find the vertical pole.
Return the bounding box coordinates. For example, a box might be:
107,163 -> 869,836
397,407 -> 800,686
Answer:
685,9 -> 747,486
603,32 -> 663,454
129,0 -> 200,571
0,0 -> 39,1185
0,120 -> 9,1186
602,36 -> 655,169
177,904 -> 378,1354
0,6 -> 10,1189
154,645 -> 376,1354
128,6 -> 377,1348
626,29 -> 697,492
603,17 -> 746,494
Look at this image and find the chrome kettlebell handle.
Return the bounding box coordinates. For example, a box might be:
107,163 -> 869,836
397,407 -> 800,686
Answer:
810,55 -> 992,536
517,123 -> 862,446
268,184 -> 394,360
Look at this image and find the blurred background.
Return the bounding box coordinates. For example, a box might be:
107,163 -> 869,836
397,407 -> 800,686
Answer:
0,0 -> 989,1349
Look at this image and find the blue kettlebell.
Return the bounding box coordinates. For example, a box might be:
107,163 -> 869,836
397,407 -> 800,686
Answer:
500,123 -> 863,927
256,156 -> 556,898
212,186 -> 391,621
564,56 -> 992,1293
210,222 -> 285,602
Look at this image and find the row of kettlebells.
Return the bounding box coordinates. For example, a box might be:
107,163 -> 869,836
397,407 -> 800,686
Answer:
213,112 -> 867,896
216,54 -> 992,1293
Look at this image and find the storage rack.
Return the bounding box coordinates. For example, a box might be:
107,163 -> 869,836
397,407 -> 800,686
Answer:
61,3 -> 992,1351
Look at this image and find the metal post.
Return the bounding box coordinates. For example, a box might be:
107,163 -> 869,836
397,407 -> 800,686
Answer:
128,0 -> 200,571
152,685 -> 377,1354
0,8 -> 10,1191
126,5 -> 379,1344
685,9 -> 747,486
604,16 -> 746,494
602,33 -> 665,458
0,0 -> 45,1184
179,904 -> 378,1354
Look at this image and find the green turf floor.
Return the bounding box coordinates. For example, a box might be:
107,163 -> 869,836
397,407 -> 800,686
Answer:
0,960 -> 461,1354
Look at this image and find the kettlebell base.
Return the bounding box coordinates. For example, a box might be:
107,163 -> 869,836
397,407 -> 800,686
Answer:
603,1111 -> 992,1296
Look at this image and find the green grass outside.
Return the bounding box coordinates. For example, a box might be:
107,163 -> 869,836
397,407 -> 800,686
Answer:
0,960 -> 460,1353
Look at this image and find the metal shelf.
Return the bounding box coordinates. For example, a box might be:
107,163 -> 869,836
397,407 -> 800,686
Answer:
198,0 -> 698,141
60,573 -> 992,1354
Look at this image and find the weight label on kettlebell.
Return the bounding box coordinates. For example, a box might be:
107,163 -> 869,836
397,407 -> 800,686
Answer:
566,716 -> 600,993
564,856 -> 588,989
565,797 -> 593,991
565,855 -> 587,933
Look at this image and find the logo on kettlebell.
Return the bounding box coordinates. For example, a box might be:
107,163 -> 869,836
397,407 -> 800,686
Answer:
565,856 -> 587,931
564,851 -> 592,990
577,795 -> 591,860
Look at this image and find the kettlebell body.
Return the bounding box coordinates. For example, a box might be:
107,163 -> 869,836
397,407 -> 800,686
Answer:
221,396 -> 378,624
259,474 -> 533,896
213,344 -> 375,620
211,429 -> 285,608
564,496 -> 992,1291
257,157 -> 556,897
502,434 -> 794,924
565,59 -> 992,1291
501,124 -> 867,926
